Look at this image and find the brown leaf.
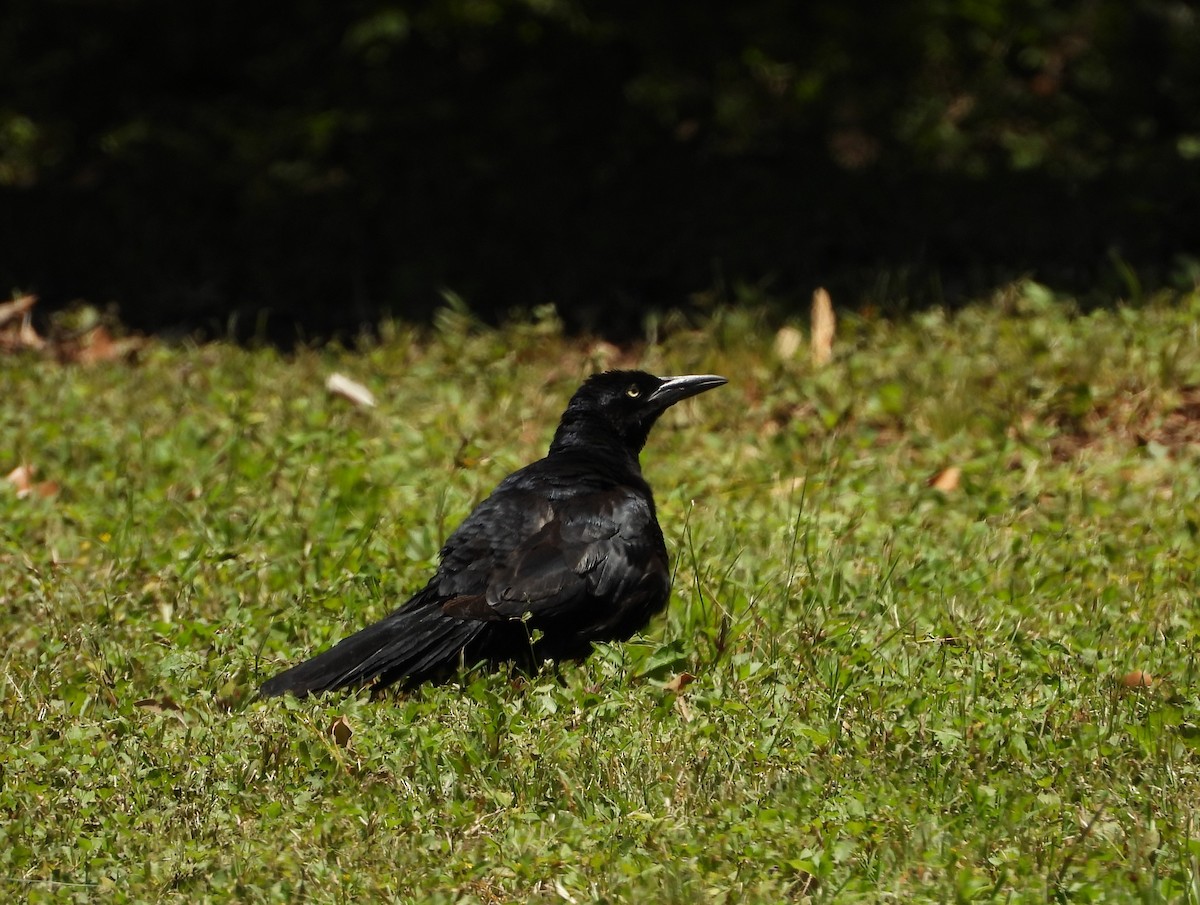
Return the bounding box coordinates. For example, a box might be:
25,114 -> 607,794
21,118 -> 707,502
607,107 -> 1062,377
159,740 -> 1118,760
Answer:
673,695 -> 694,722
810,287 -> 836,366
0,294 -> 36,327
5,464 -> 59,499
330,715 -> 353,748
18,315 -> 45,350
928,466 -> 962,493
1120,670 -> 1154,689
33,480 -> 59,499
5,464 -> 33,496
0,294 -> 45,352
326,372 -> 377,408
61,325 -> 145,365
663,672 -> 696,693
135,696 -> 182,712
75,325 -> 114,364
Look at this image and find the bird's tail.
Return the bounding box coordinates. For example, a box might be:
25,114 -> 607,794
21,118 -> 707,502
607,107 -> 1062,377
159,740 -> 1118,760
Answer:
258,593 -> 485,697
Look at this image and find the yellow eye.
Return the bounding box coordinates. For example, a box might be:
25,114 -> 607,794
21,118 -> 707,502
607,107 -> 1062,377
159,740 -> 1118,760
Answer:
626,384 -> 641,398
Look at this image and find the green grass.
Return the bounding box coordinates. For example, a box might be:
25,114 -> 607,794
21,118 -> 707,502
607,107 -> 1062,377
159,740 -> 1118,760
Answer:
3,284 -> 1200,903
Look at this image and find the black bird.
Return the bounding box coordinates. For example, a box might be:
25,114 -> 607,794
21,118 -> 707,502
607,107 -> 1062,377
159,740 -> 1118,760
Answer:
259,369 -> 726,697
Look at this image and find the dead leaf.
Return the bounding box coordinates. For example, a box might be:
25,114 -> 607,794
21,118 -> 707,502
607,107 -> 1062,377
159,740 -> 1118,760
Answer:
135,696 -> 182,712
811,287 -> 836,366
32,480 -> 59,499
2,297 -> 145,361
663,672 -> 696,693
928,466 -> 962,493
18,315 -> 45,350
0,295 -> 45,352
330,715 -> 353,747
5,464 -> 34,496
59,325 -> 145,365
1120,670 -> 1154,689
774,325 -> 803,361
5,464 -> 60,499
326,372 -> 377,408
673,695 -> 694,722
0,294 -> 36,327
74,325 -> 114,364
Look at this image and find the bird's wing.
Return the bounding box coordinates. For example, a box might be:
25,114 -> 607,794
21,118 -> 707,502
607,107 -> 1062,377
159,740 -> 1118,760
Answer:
437,487 -> 665,623
434,488 -> 557,601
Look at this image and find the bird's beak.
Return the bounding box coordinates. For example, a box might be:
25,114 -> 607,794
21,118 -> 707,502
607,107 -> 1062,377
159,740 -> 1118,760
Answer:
647,374 -> 728,409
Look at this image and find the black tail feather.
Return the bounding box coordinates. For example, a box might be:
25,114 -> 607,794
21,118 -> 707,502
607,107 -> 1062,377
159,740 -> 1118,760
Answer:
259,597 -> 485,698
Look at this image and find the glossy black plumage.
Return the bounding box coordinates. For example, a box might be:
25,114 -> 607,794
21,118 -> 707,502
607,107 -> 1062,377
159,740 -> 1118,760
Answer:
258,369 -> 726,697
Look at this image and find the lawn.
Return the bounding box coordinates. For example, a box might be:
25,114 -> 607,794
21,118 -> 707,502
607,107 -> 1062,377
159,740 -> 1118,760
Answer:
3,285 -> 1200,903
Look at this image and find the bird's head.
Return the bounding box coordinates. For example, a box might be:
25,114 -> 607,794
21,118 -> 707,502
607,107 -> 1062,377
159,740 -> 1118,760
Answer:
550,370 -> 727,457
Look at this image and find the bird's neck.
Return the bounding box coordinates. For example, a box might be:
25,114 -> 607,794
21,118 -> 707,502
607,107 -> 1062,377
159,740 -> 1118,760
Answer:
548,417 -> 645,473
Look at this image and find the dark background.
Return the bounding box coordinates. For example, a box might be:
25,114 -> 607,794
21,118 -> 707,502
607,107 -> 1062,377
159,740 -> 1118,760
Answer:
2,0 -> 1198,339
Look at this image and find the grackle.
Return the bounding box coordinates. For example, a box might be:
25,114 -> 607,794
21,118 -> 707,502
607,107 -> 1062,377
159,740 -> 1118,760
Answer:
259,369 -> 726,697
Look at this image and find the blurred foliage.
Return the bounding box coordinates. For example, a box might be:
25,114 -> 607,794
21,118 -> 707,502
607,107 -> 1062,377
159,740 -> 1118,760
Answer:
1,0 -> 1197,337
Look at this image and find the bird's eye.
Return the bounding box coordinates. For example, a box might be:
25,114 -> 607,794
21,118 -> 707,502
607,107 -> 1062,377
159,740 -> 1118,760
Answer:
626,384 -> 641,398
